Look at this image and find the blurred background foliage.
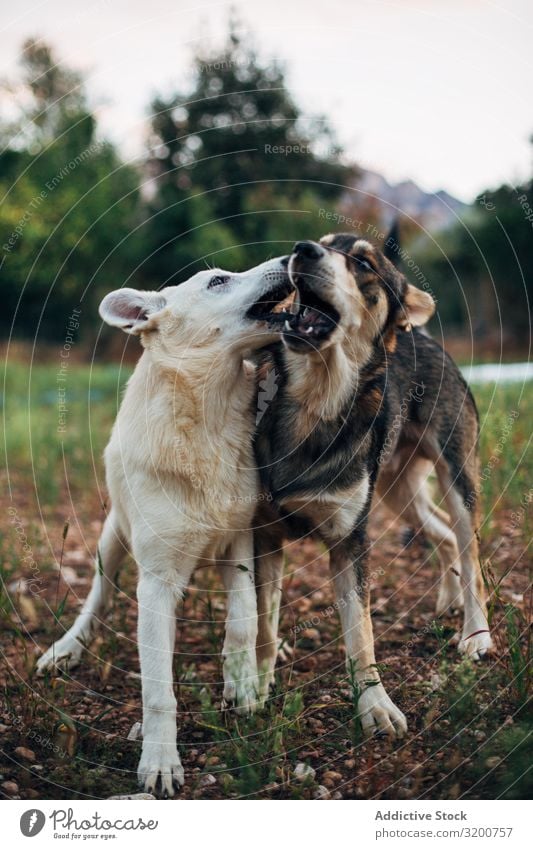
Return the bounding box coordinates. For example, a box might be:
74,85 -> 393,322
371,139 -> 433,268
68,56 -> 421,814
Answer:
0,39 -> 140,340
0,27 -> 531,355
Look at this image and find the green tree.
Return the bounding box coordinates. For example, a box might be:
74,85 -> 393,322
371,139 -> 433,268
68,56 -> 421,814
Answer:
0,39 -> 142,341
143,23 -> 354,278
415,180 -> 532,350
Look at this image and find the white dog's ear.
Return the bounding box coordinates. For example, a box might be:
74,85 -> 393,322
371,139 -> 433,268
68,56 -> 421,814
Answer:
99,288 -> 167,334
398,284 -> 435,329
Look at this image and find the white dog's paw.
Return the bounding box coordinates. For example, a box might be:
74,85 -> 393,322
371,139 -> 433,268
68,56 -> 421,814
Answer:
222,651 -> 259,714
357,684 -> 407,738
138,741 -> 184,797
436,579 -> 464,616
458,629 -> 493,661
36,637 -> 84,675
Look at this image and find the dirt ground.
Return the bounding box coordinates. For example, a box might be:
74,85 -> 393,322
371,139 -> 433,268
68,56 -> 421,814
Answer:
1,492 -> 531,801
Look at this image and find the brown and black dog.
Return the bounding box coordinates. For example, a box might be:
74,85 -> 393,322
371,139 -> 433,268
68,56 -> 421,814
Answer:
252,233 -> 492,736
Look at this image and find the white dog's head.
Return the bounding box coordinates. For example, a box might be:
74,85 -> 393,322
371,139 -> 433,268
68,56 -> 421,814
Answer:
99,257 -> 293,361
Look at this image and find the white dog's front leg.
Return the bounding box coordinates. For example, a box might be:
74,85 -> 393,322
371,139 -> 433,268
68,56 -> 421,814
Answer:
221,531 -> 260,713
135,570 -> 185,796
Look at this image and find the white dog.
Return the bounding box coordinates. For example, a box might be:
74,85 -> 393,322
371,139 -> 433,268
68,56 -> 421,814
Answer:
37,257 -> 292,795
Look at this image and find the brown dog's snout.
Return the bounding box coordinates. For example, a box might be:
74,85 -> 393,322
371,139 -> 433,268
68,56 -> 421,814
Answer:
293,241 -> 324,261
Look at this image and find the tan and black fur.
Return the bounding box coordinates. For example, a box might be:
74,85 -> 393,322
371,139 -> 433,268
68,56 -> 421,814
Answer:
252,233 -> 492,736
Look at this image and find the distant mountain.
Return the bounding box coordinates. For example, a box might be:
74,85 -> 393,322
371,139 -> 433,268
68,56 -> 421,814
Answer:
344,168 -> 467,231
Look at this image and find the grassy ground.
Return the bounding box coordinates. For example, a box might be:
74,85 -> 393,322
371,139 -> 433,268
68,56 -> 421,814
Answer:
1,361 -> 531,800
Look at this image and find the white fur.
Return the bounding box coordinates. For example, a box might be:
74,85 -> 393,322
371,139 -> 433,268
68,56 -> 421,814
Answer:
37,258 -> 288,795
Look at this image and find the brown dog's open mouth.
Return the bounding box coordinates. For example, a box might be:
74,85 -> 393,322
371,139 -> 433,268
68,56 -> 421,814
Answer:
246,274 -> 295,325
283,275 -> 340,348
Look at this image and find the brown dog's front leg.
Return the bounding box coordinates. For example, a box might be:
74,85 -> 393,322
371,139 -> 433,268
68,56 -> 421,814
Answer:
329,545 -> 407,737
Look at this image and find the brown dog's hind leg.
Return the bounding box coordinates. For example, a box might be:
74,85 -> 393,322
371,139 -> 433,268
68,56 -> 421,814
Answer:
436,462 -> 492,660
376,458 -> 463,616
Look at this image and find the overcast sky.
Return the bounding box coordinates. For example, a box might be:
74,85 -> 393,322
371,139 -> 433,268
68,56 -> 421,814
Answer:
1,0 -> 531,201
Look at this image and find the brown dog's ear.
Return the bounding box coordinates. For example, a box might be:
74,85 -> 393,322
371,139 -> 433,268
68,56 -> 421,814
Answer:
383,218 -> 401,268
398,284 -> 435,330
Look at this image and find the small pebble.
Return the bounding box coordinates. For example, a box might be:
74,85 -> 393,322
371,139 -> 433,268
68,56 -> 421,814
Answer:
14,746 -> 36,762
314,785 -> 330,799
127,722 -> 142,741
323,770 -> 342,782
294,762 -> 316,782
301,628 -> 320,641
108,793 -> 155,800
1,781 -> 19,796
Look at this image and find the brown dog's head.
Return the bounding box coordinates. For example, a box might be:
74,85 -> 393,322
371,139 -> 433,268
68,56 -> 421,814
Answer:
284,233 -> 435,354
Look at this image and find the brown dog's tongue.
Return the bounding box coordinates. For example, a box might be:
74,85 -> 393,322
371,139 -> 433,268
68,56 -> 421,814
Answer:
299,307 -> 320,328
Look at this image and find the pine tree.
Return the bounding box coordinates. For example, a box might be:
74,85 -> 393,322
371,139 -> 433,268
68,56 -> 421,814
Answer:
144,23 -> 354,276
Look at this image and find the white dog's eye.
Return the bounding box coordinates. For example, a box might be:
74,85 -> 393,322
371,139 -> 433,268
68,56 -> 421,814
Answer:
207,275 -> 231,289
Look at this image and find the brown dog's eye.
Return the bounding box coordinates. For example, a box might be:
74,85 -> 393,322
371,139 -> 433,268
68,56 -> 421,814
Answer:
207,275 -> 230,289
353,256 -> 374,273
